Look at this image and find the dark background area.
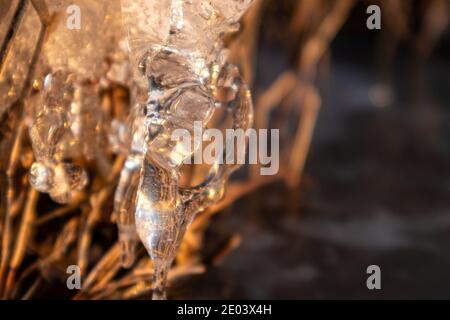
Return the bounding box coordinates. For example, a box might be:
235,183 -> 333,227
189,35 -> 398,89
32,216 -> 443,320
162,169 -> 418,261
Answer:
174,1 -> 450,299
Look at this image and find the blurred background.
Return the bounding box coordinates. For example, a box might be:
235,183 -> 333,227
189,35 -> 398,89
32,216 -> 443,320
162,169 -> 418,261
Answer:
0,0 -> 449,299
187,0 -> 450,299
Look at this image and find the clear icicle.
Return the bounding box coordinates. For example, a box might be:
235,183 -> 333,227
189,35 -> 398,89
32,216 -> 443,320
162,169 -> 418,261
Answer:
114,101 -> 147,268
29,72 -> 89,204
119,0 -> 254,299
27,0 -> 126,203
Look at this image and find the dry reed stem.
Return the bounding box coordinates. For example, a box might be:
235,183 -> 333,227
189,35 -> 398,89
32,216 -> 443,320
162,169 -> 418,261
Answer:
177,170 -> 285,266
77,155 -> 123,276
414,0 -> 449,59
211,234 -> 242,266
286,85 -> 321,188
228,0 -> 263,86
298,0 -> 355,76
0,122 -> 25,298
255,71 -> 298,131
12,216 -> 79,299
76,243 -> 120,297
21,277 -> 42,300
30,0 -> 51,26
285,0 -> 355,186
10,188 -> 38,269
3,188 -> 38,299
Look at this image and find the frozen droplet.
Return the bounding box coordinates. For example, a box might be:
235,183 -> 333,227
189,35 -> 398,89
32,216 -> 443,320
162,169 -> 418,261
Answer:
29,161 -> 53,192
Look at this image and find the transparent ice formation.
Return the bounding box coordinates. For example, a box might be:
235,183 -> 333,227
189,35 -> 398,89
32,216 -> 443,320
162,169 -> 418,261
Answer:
119,0 -> 254,299
28,71 -> 89,203
28,0 -> 126,203
23,0 -> 254,299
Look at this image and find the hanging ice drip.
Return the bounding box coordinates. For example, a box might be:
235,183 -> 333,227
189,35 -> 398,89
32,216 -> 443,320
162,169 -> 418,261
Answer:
27,0 -> 126,203
119,0 -> 254,299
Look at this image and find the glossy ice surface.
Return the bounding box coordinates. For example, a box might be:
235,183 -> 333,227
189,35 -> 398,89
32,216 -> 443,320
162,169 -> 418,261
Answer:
22,0 -> 254,299
119,0 -> 254,299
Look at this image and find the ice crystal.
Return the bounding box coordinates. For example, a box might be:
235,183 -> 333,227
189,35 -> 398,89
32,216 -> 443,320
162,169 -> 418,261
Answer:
19,0 -> 254,300
120,0 -> 254,299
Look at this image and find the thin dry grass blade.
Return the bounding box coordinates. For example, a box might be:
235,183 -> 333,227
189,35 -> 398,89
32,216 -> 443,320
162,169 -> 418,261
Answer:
286,85 -> 321,188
